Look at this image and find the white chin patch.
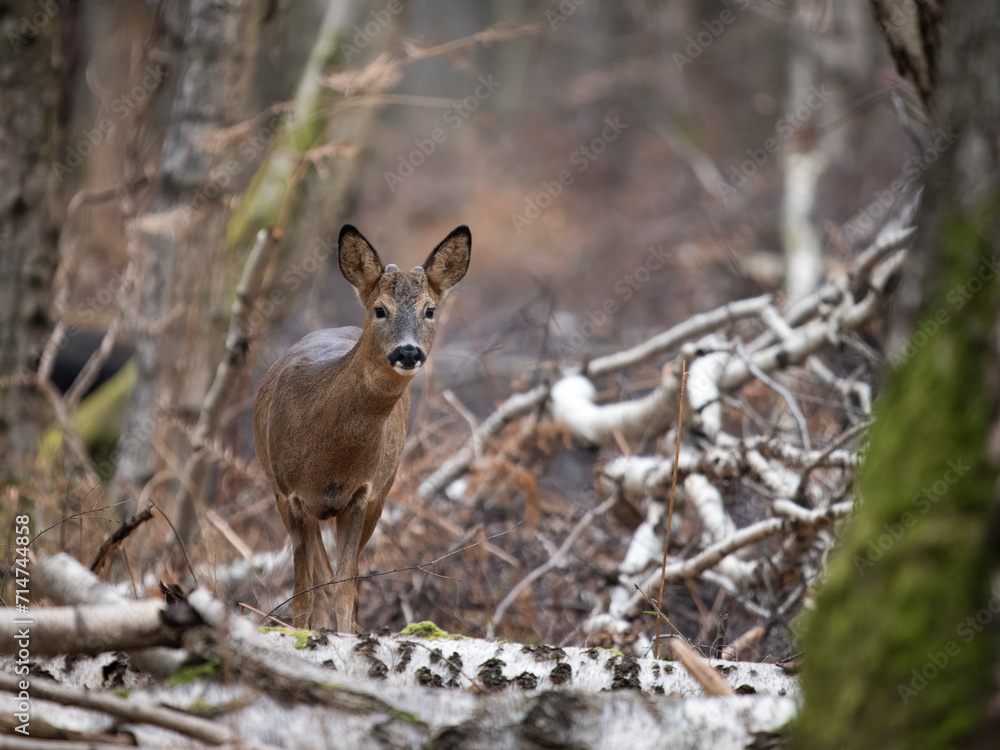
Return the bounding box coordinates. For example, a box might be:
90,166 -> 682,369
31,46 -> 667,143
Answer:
393,362 -> 421,375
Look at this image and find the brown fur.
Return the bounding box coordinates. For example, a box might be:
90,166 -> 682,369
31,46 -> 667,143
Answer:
253,225 -> 470,632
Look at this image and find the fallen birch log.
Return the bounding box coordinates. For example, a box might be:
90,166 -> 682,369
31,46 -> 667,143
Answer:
256,625 -> 798,697
0,554 -> 802,749
0,599 -> 190,656
34,553 -> 192,677
1,668 -> 798,750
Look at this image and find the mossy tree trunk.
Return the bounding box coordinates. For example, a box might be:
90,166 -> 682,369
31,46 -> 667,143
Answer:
796,2 -> 1000,748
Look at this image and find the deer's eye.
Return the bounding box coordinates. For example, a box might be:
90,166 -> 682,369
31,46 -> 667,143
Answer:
374,307 -> 386,319
425,307 -> 435,319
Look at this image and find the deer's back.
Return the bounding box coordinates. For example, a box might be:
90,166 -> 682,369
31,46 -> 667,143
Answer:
253,327 -> 362,492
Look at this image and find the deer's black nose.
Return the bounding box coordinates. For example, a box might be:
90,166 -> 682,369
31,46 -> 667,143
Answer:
388,345 -> 426,370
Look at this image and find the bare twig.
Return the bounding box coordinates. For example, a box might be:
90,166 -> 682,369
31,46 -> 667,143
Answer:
418,385 -> 548,499
265,525 -> 521,623
239,600 -> 291,628
588,296 -> 772,378
654,362 -> 688,659
630,501 -> 853,615
90,504 -> 156,573
792,420 -> 870,502
670,637 -> 735,697
489,498 -> 616,637
35,379 -> 101,488
443,389 -> 483,460
400,21 -> 546,64
419,295 -> 773,499
739,350 -> 811,450
64,314 -> 125,411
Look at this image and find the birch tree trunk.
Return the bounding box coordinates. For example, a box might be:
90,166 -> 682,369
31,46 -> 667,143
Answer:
782,0 -> 873,302
0,1 -> 62,479
797,2 -> 1000,747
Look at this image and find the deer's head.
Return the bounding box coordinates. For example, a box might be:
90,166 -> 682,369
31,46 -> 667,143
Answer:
339,225 -> 471,376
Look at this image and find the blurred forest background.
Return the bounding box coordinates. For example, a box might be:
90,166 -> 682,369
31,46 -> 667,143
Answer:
0,0 -> 958,661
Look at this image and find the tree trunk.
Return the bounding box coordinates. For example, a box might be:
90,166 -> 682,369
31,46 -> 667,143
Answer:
110,0 -> 262,512
0,1 -> 62,479
796,2 -> 1000,748
782,0 -> 874,302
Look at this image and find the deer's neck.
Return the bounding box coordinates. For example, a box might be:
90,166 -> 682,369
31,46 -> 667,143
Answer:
331,333 -> 411,420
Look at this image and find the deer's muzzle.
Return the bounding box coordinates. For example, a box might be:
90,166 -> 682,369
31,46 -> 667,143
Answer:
388,344 -> 426,371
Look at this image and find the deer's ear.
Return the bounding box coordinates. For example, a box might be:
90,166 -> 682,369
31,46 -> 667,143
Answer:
339,225 -> 384,295
423,225 -> 471,295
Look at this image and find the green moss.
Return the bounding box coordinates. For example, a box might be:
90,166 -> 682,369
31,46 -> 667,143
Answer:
261,626 -> 316,649
168,660 -> 220,685
795,205 -> 1000,749
187,696 -> 218,713
388,707 -> 424,725
113,688 -> 131,698
400,621 -> 469,640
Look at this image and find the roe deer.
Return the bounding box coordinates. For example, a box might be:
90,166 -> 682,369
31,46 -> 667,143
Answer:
253,224 -> 471,632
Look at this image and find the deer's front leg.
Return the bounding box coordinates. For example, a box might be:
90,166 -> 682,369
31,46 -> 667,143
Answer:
281,499 -> 312,629
280,494 -> 331,629
332,489 -> 368,634
305,518 -> 336,628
